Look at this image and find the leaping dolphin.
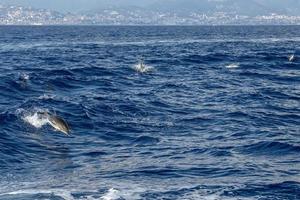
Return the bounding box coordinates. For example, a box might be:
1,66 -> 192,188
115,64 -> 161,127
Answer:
139,58 -> 146,71
48,115 -> 70,135
39,112 -> 70,135
288,54 -> 295,62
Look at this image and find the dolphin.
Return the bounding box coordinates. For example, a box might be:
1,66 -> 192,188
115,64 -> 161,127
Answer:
38,112 -> 70,135
288,54 -> 295,62
48,115 -> 70,135
139,59 -> 146,71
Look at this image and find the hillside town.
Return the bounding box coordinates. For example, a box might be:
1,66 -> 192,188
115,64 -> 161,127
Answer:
0,4 -> 300,25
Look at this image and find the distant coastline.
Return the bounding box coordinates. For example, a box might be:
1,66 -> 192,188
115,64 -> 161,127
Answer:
0,4 -> 300,26
1,24 -> 300,27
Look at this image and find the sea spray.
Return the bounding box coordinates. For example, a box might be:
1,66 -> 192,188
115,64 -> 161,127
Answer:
18,108 -> 50,129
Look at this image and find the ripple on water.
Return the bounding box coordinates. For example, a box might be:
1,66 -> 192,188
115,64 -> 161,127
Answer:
239,141 -> 300,156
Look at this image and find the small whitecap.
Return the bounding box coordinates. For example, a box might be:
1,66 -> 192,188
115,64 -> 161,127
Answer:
225,63 -> 239,69
183,192 -> 256,200
18,73 -> 30,81
101,188 -> 121,200
132,61 -> 153,73
38,94 -> 56,100
2,189 -> 75,200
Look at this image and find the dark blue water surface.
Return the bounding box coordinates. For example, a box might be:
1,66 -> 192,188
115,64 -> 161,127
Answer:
0,26 -> 300,200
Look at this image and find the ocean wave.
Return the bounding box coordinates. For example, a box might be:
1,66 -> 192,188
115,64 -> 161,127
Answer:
0,189 -> 75,200
239,141 -> 300,156
3,36 -> 300,52
227,181 -> 300,199
0,186 -> 273,200
1,26 -> 300,200
131,136 -> 160,146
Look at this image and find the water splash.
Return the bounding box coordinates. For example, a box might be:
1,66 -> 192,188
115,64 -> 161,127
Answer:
101,188 -> 121,200
19,73 -> 30,81
225,63 -> 239,69
132,62 -> 154,73
0,189 -> 75,200
38,94 -> 56,100
20,108 -> 50,129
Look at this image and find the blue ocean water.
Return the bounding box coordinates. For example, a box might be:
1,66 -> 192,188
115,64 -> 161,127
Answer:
0,25 -> 300,200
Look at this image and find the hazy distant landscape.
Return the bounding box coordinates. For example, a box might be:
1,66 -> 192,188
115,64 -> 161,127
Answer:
0,0 -> 300,25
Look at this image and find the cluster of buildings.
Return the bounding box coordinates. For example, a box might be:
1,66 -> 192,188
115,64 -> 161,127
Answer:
0,5 -> 60,25
0,4 -> 300,25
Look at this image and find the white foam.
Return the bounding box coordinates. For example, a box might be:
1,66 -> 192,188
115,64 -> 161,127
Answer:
22,74 -> 29,80
1,189 -> 75,200
19,73 -> 30,81
38,94 -> 56,100
100,187 -> 144,200
1,189 -> 117,200
182,191 -> 256,200
101,188 -> 121,200
0,187 -> 258,200
22,109 -> 50,129
225,63 -> 240,69
133,63 -> 153,73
